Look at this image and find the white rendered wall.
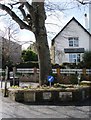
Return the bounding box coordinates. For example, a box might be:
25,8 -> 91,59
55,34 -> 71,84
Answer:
54,20 -> 91,64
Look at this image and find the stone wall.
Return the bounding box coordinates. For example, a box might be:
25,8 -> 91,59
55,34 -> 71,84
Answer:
8,86 -> 91,103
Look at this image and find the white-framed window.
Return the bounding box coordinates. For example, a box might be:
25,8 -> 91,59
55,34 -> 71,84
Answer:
69,53 -> 80,63
69,37 -> 79,47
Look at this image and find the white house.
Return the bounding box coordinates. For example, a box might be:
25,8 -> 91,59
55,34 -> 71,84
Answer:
50,17 -> 91,65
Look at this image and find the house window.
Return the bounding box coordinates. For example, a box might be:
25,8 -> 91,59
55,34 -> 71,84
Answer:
69,37 -> 79,47
69,53 -> 80,63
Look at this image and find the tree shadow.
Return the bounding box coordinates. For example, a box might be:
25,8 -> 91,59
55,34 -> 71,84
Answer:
22,98 -> 91,107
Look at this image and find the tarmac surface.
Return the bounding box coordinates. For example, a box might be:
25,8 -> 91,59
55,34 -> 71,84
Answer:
0,81 -> 91,119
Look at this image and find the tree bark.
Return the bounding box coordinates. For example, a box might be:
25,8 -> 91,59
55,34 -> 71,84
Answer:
35,33 -> 52,85
33,2 -> 52,85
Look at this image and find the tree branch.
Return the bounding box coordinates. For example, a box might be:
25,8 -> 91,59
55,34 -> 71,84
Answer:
75,0 -> 91,5
24,2 -> 35,21
0,3 -> 32,31
18,3 -> 26,20
8,2 -> 20,9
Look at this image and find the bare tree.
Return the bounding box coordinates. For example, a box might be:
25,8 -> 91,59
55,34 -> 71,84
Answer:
75,0 -> 91,5
0,18 -> 21,67
0,0 -> 88,85
0,0 -> 52,85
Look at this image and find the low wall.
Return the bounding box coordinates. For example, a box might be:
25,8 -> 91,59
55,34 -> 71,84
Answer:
8,86 -> 91,103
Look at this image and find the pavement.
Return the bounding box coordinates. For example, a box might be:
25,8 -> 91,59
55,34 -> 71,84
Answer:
0,81 -> 91,119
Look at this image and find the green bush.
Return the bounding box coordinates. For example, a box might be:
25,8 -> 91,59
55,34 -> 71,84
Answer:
69,74 -> 78,84
16,61 -> 39,68
52,63 -> 65,69
22,49 -> 38,62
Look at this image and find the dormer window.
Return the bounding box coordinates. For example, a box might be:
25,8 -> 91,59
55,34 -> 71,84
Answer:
69,37 -> 79,47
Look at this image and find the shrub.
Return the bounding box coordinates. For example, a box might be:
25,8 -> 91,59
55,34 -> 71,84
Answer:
16,61 -> 39,68
69,74 -> 78,84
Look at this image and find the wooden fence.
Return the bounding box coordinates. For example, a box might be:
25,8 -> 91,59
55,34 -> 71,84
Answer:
0,68 -> 91,76
16,68 -> 91,75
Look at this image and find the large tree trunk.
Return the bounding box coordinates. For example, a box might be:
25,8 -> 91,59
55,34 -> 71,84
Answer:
33,1 -> 52,85
35,32 -> 52,86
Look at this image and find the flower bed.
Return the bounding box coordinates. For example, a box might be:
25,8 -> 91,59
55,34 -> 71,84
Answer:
80,81 -> 91,86
7,84 -> 91,103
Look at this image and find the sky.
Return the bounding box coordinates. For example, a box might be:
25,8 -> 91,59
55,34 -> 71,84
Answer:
45,0 -> 89,47
0,0 -> 90,49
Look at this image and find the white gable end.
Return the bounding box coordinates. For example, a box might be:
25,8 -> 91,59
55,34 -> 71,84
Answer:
52,18 -> 91,65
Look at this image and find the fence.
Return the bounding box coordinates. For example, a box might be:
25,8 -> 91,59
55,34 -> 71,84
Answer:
17,68 -> 39,74
16,68 -> 91,75
16,68 -> 91,82
0,68 -> 91,84
0,69 -> 5,75
0,68 -> 91,78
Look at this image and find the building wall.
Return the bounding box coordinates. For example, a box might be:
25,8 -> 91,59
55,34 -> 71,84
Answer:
0,39 -> 2,68
89,3 -> 91,34
0,37 -> 21,65
50,45 -> 55,64
52,20 -> 91,65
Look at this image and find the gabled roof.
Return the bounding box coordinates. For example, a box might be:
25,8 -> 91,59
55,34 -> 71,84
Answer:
52,17 -> 91,46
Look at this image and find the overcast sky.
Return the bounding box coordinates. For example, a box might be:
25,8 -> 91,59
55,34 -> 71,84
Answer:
46,0 -> 89,47
0,0 -> 89,49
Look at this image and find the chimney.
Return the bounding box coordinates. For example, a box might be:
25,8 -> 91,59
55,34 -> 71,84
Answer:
89,3 -> 91,34
84,13 -> 88,30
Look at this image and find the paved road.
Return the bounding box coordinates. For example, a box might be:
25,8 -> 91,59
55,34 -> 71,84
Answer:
0,91 -> 91,119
